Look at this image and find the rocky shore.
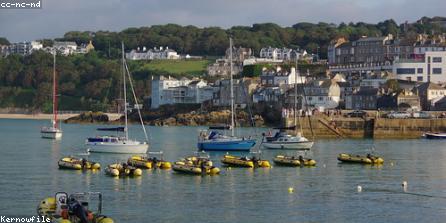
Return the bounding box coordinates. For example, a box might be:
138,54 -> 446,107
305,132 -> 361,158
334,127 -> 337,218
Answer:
63,110 -> 265,127
146,110 -> 264,127
64,111 -> 110,124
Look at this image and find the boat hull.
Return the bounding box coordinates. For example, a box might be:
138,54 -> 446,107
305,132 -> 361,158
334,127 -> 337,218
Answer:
424,132 -> 446,139
197,139 -> 256,151
337,153 -> 384,165
41,130 -> 62,139
87,142 -> 148,154
262,141 -> 314,150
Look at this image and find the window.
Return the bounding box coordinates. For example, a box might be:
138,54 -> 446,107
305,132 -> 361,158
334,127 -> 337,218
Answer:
417,76 -> 423,81
433,57 -> 442,63
396,68 -> 416,74
417,68 -> 423,74
308,97 -> 312,101
319,97 -> 323,101
433,68 -> 442,74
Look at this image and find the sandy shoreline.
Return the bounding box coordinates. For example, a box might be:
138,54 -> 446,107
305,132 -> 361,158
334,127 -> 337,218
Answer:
0,113 -> 122,120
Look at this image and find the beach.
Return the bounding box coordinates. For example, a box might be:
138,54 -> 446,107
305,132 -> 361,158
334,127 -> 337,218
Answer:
0,113 -> 121,120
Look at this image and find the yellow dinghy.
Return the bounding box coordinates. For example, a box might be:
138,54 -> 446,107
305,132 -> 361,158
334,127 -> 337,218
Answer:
337,153 -> 384,165
58,157 -> 101,170
105,163 -> 142,177
127,155 -> 171,169
221,155 -> 271,168
37,192 -> 114,223
172,158 -> 220,175
273,155 -> 316,167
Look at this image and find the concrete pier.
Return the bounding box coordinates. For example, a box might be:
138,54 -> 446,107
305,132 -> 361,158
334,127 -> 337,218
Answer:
285,115 -> 446,139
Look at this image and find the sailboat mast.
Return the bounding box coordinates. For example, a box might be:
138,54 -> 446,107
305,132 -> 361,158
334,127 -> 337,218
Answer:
122,42 -> 129,140
52,52 -> 57,128
294,58 -> 297,128
229,38 -> 235,137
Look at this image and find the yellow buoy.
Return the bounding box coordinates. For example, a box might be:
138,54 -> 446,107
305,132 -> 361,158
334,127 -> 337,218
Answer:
92,163 -> 101,169
110,169 -> 119,177
133,168 -> 142,176
288,187 -> 294,193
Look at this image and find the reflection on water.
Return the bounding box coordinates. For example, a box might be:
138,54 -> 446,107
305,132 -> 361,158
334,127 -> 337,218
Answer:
0,119 -> 446,222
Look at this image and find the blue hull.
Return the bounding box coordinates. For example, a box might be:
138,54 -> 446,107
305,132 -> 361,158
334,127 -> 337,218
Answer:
197,140 -> 256,151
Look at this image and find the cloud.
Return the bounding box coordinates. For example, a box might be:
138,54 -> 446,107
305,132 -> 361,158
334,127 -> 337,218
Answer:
0,0 -> 444,42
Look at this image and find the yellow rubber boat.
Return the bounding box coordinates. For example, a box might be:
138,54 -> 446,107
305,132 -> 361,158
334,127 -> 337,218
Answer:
273,155 -> 317,167
58,157 -> 101,170
172,160 -> 220,175
221,155 -> 271,168
127,156 -> 171,169
337,153 -> 384,165
37,192 -> 114,223
105,163 -> 142,177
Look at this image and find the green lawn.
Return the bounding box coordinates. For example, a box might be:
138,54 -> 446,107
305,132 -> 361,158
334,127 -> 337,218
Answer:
137,59 -> 213,76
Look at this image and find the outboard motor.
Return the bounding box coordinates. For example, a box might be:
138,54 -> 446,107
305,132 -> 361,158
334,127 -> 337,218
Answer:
68,197 -> 88,223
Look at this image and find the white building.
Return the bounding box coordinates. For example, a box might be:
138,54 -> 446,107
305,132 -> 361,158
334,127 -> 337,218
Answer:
151,76 -> 213,109
260,67 -> 306,86
259,47 -> 302,61
9,41 -> 43,55
393,51 -> 446,83
53,41 -> 78,55
126,46 -> 180,60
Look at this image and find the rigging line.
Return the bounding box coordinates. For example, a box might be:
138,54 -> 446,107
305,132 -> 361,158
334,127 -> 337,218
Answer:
240,78 -> 257,133
124,56 -> 150,143
300,69 -> 314,140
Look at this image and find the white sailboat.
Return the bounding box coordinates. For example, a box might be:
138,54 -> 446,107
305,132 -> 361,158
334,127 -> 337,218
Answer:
41,52 -> 63,139
262,60 -> 314,150
86,42 -> 149,154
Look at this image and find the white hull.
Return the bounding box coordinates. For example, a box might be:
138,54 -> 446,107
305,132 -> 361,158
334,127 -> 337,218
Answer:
263,141 -> 314,150
86,142 -> 148,154
41,130 -> 62,139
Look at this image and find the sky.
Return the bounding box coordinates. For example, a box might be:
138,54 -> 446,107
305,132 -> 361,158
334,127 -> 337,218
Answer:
0,0 -> 445,42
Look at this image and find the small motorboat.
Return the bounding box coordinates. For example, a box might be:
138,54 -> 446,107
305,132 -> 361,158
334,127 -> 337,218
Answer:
172,161 -> 203,175
337,153 -> 384,165
37,192 -> 114,223
58,157 -> 101,170
423,132 -> 446,139
172,155 -> 220,175
105,163 -> 142,177
273,155 -> 316,167
262,131 -> 313,150
221,154 -> 271,168
127,155 -> 171,169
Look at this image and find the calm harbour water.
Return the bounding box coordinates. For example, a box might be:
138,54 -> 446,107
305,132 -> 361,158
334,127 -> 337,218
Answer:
0,119 -> 446,222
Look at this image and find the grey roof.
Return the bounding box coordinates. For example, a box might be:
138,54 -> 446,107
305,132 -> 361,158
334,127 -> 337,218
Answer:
417,82 -> 446,92
337,82 -> 351,87
354,88 -> 379,96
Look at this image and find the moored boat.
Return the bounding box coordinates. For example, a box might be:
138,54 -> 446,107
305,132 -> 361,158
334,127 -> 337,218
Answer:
196,38 -> 256,152
105,163 -> 142,177
423,132 -> 446,139
221,154 -> 271,168
37,192 -> 114,223
273,155 -> 316,167
172,155 -> 220,175
262,131 -> 314,150
337,153 -> 384,164
86,43 -> 149,154
127,155 -> 171,169
58,157 -> 101,170
40,52 -> 62,140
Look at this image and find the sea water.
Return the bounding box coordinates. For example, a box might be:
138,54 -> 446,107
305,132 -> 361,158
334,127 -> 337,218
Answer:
0,119 -> 445,222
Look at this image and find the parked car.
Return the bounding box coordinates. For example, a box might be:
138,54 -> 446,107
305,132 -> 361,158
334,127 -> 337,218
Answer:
345,110 -> 367,118
387,111 -> 411,119
412,111 -> 432,119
